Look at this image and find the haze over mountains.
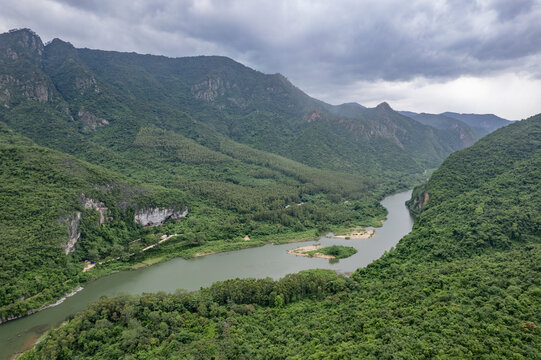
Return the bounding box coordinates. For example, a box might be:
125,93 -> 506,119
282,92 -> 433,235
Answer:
399,110 -> 512,139
0,28 -> 516,327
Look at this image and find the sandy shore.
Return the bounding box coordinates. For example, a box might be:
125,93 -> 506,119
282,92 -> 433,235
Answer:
287,245 -> 334,259
193,251 -> 218,257
332,229 -> 375,239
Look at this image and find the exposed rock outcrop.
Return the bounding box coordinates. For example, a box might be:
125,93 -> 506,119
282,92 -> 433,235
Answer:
0,73 -> 52,105
78,111 -> 109,130
0,29 -> 56,106
4,28 -> 44,59
192,76 -> 228,101
0,76 -> 11,106
0,309 -> 34,324
408,191 -> 430,215
61,211 -> 81,254
75,75 -> 100,93
80,194 -> 109,224
134,207 -> 188,226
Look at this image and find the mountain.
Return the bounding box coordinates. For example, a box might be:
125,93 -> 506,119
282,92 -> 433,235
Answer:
0,28 -> 393,319
0,28 -> 520,323
400,110 -> 513,143
441,111 -> 513,137
20,114 -> 541,359
399,110 -> 477,148
405,114 -> 540,259
1,28 -> 472,179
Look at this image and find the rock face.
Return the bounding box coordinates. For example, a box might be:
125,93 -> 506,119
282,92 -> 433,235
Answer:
78,111 -> 109,131
408,191 -> 430,215
0,29 -> 55,107
61,211 -> 81,254
75,75 -> 100,93
80,194 -> 109,224
58,198 -> 184,254
0,309 -> 34,324
191,76 -> 228,101
134,207 -> 188,226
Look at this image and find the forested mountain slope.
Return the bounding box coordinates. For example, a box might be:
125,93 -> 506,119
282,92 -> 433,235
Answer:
442,111 -> 513,137
1,28 -> 476,178
399,110 -> 478,148
400,110 -> 513,140
403,115 -> 540,260
0,113 -> 391,322
0,127 -> 187,322
1,28 -> 404,319
21,114 -> 541,358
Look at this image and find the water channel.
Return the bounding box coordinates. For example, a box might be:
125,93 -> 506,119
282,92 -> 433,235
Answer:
0,190 -> 414,359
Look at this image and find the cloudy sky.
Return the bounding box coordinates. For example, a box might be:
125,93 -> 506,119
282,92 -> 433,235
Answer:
1,0 -> 540,119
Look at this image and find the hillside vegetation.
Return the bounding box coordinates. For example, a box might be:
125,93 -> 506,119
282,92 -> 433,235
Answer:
0,116 -> 389,321
1,28 -> 479,179
1,28 -> 411,318
0,130 -> 186,321
21,114 -> 541,359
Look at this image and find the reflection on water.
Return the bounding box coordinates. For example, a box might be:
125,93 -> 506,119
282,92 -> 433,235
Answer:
0,190 -> 413,360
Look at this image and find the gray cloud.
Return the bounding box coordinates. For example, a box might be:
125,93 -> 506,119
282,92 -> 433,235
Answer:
1,0 -> 540,118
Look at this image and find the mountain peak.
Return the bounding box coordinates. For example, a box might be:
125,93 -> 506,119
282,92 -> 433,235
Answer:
7,27 -> 39,38
1,28 -> 44,60
342,102 -> 365,108
376,101 -> 393,111
48,37 -> 74,47
44,37 -> 77,58
441,112 -> 512,137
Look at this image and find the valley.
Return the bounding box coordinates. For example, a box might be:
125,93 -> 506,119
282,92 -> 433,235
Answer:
0,28 -> 484,323
1,191 -> 413,359
0,26 -> 537,360
18,113 -> 540,360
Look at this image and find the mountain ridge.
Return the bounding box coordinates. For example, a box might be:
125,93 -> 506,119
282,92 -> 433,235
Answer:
400,109 -> 513,140
0,28 -> 485,175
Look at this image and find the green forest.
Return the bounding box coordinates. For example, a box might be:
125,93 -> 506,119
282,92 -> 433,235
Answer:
20,113 -> 541,359
0,28 -> 537,360
0,28 -> 443,319
0,124 -> 390,321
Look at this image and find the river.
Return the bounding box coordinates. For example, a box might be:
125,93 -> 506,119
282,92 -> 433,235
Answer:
0,190 -> 413,359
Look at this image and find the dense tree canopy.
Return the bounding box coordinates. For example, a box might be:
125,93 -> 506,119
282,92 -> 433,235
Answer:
21,114 -> 541,359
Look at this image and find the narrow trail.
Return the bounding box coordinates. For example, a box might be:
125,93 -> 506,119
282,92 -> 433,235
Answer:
83,234 -> 178,272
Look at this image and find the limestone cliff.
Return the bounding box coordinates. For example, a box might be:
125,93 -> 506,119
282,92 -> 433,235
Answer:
80,194 -> 110,224
0,28 -> 56,107
191,76 -> 228,101
407,188 -> 430,215
61,211 -> 81,254
135,207 -> 188,226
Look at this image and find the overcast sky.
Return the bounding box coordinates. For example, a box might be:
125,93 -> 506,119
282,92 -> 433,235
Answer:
2,0 -> 540,119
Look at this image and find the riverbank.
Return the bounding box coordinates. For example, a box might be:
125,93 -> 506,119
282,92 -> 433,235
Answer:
331,227 -> 375,239
0,219 -> 384,328
0,224 -> 375,326
83,234 -> 180,272
0,229 -> 318,326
